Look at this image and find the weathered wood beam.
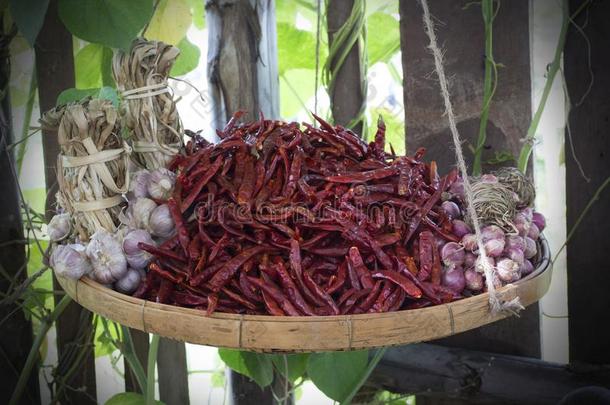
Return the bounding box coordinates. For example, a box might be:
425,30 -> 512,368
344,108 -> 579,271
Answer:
35,1 -> 97,403
369,344 -> 610,405
564,0 -> 610,365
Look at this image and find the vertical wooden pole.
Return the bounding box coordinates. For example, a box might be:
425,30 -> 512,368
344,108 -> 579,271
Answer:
326,0 -> 366,136
157,339 -> 190,405
124,330 -> 149,393
0,22 -> 41,405
398,2 -> 538,403
35,1 -> 97,403
207,1 -> 281,403
564,0 -> 610,365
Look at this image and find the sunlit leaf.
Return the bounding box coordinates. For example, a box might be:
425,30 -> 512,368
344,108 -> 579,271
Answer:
270,353 -> 309,383
10,0 -> 50,45
145,0 -> 192,46
105,392 -> 164,405
171,37 -> 200,77
280,68 -> 316,118
75,44 -> 114,89
367,12 -> 400,66
57,86 -> 119,108
58,0 -> 154,49
277,23 -> 325,75
306,350 -> 369,402
186,0 -> 205,29
219,349 -> 274,388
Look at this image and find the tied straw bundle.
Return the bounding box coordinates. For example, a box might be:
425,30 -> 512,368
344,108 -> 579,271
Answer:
112,38 -> 183,170
41,99 -> 130,241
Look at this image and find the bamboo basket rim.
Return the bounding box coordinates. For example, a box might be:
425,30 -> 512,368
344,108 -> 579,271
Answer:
57,237 -> 551,352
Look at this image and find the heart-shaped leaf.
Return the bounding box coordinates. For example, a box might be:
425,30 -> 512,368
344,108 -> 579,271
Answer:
58,0 -> 154,49
307,350 -> 369,402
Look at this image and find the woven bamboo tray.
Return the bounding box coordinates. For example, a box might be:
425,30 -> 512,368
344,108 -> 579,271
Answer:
56,237 -> 551,352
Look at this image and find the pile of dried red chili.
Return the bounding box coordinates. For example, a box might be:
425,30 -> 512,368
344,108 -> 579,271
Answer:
134,113 -> 465,316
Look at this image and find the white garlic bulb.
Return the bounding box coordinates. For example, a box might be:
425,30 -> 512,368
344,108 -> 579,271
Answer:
48,213 -> 71,242
147,168 -> 175,200
115,268 -> 142,294
86,229 -> 128,284
132,198 -> 157,230
148,204 -> 175,239
122,229 -> 155,269
50,243 -> 92,280
130,169 -> 151,199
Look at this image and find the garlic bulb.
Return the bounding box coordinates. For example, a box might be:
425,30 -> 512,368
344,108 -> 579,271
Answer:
48,213 -> 71,242
122,229 -> 155,269
147,168 -> 175,200
149,204 -> 175,238
130,169 -> 151,199
132,198 -> 157,230
86,229 -> 127,284
496,258 -> 520,282
115,268 -> 142,294
50,244 -> 92,279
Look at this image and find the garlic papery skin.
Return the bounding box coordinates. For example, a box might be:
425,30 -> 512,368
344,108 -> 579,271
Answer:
147,168 -> 175,200
123,229 -> 155,269
48,213 -> 71,242
86,229 -> 127,284
115,268 -> 142,294
148,204 -> 175,239
130,169 -> 151,199
132,198 -> 157,230
51,243 -> 92,280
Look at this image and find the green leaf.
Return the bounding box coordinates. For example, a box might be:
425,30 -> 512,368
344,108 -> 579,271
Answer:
171,37 -> 200,77
270,354 -> 309,383
186,0 -> 205,29
210,370 -> 225,388
306,350 -> 369,402
277,22 -> 325,75
9,0 -> 50,45
57,86 -> 119,107
367,12 -> 400,66
280,68 -> 316,118
105,392 -> 164,405
75,44 -> 114,89
219,349 -> 274,388
144,0 -> 192,45
369,108 -> 405,156
58,0 -> 154,49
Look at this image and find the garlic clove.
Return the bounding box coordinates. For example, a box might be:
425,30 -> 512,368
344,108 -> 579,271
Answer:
123,229 -> 155,269
51,243 -> 92,280
115,268 -> 142,294
130,169 -> 152,199
86,229 -> 128,284
48,213 -> 71,242
148,204 -> 175,239
147,168 -> 176,200
132,198 -> 157,230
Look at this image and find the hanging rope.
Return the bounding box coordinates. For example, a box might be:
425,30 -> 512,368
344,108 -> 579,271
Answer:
418,0 -> 523,315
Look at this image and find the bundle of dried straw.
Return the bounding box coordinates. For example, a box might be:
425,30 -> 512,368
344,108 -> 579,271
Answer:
112,38 -> 183,169
41,99 -> 130,241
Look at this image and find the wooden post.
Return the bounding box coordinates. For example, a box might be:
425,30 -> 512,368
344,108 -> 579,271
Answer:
564,0 -> 610,365
207,1 -> 280,403
35,1 -> 97,403
0,22 -> 40,405
157,339 -> 190,405
398,2 -> 539,402
124,330 -> 149,393
326,0 -> 366,136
